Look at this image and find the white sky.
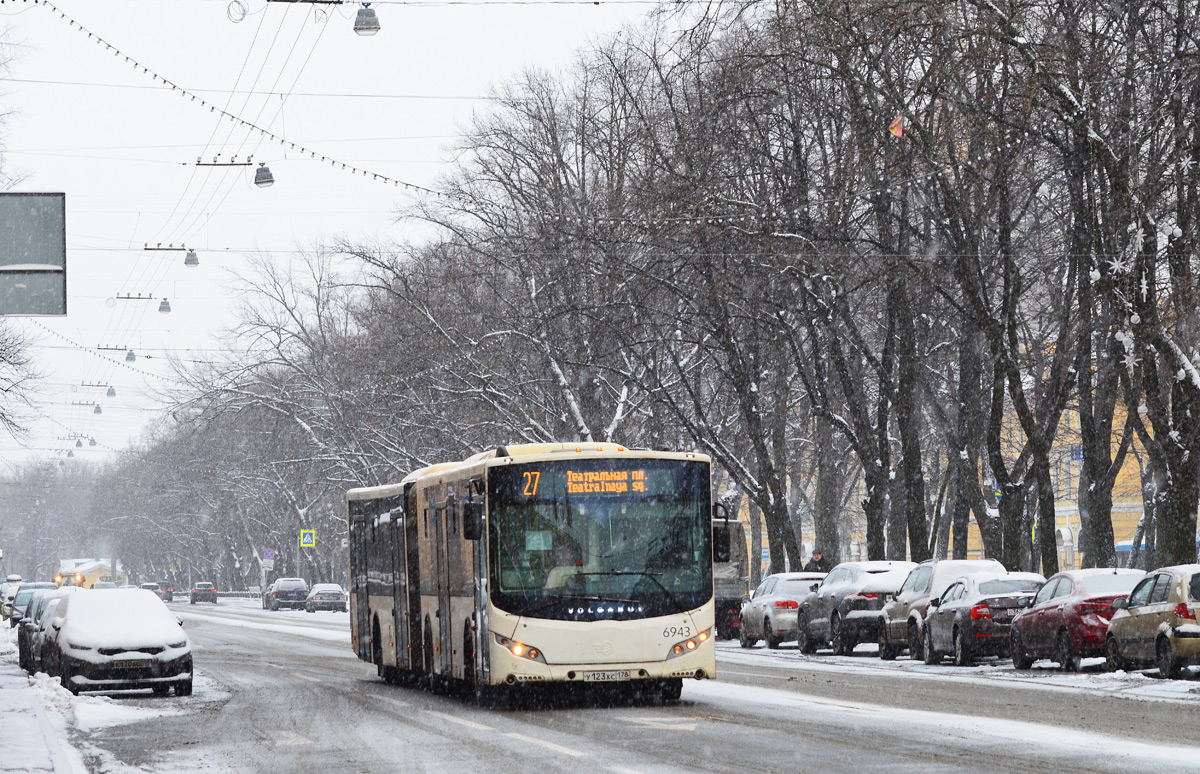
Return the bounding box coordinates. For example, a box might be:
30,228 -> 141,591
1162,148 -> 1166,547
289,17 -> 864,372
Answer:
0,0 -> 660,468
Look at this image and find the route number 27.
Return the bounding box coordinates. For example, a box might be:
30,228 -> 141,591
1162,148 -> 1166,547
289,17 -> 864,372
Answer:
522,471 -> 540,496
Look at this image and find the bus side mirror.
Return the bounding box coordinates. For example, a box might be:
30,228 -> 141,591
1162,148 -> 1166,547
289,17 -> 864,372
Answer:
463,501 -> 484,541
713,524 -> 731,563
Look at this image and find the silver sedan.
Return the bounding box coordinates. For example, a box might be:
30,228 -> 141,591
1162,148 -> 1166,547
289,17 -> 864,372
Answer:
739,572 -> 827,649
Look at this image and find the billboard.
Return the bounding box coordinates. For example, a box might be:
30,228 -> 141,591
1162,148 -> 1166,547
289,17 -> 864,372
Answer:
0,193 -> 66,316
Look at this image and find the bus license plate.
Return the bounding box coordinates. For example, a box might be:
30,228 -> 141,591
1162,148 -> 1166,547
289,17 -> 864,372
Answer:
583,670 -> 629,682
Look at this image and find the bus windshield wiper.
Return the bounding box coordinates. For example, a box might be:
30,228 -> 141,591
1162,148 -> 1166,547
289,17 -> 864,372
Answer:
574,571 -> 689,613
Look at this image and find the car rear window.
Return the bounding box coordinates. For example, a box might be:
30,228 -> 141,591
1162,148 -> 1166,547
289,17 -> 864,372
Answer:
1080,574 -> 1143,595
1190,573 -> 1200,602
781,579 -> 817,594
979,579 -> 1043,594
280,580 -> 307,590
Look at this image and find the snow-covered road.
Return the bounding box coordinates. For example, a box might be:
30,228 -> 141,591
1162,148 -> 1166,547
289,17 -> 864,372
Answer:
8,599 -> 1198,773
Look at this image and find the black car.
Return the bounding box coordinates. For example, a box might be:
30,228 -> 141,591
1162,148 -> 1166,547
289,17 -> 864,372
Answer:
190,582 -> 218,604
264,578 -> 308,610
17,590 -> 59,671
796,561 -> 916,655
922,572 -> 1045,665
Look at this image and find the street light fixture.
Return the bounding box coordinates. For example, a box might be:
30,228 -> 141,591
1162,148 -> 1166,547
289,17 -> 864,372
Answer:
254,163 -> 275,188
354,4 -> 380,35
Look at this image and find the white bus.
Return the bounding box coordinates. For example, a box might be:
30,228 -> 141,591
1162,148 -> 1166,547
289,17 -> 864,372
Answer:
347,442 -> 729,701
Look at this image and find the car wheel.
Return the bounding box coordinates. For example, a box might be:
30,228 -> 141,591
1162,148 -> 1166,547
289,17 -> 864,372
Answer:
1056,630 -> 1080,672
175,679 -> 193,697
59,659 -> 79,695
270,600 -> 278,612
922,629 -> 941,665
1105,635 -> 1125,672
831,614 -> 855,656
953,627 -> 973,667
738,622 -> 758,649
190,598 -> 196,605
907,621 -> 923,660
306,605 -> 315,613
152,684 -> 171,697
878,625 -> 899,660
1156,637 -> 1183,679
765,618 -> 781,650
1010,629 -> 1033,670
797,613 -> 817,654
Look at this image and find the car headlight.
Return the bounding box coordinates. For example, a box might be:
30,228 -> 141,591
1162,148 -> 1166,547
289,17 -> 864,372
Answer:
167,640 -> 187,649
66,641 -> 94,651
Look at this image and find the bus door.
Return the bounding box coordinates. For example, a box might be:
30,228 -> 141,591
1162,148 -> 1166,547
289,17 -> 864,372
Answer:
390,504 -> 408,668
349,500 -> 371,662
405,486 -> 421,671
434,496 -> 453,675
468,479 -> 489,682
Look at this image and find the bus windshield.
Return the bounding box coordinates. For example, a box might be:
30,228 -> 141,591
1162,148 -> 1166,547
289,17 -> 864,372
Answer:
488,458 -> 711,621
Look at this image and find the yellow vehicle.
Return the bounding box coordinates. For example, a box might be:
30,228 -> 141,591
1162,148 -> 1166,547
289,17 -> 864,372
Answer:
1106,564 -> 1200,678
347,443 -> 728,702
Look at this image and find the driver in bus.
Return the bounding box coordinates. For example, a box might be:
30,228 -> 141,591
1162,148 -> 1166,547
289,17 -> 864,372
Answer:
544,541 -> 584,591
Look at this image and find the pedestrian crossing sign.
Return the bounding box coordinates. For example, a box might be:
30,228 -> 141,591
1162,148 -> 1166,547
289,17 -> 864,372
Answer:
300,529 -> 316,548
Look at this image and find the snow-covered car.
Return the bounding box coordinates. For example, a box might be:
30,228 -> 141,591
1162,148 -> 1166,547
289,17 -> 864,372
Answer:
1009,568 -> 1145,671
190,582 -> 218,604
24,590 -> 76,673
923,572 -> 1045,666
92,581 -> 118,589
42,588 -> 193,696
263,578 -> 308,610
139,582 -> 164,599
1105,564 -> 1200,678
878,559 -> 1007,660
738,572 -> 826,648
17,589 -> 62,671
797,561 -> 917,655
8,583 -> 57,628
304,583 -> 348,613
1,574 -> 24,619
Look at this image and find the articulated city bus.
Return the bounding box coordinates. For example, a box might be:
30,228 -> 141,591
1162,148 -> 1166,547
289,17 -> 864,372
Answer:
347,442 -> 729,701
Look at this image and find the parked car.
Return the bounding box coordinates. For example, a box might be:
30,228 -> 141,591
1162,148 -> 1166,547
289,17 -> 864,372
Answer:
923,572 -> 1045,665
17,589 -> 61,671
92,581 -> 118,590
1009,568 -> 1145,671
305,583 -> 348,613
797,561 -> 917,655
1,574 -> 24,619
190,582 -> 218,604
139,582 -> 164,599
43,588 -> 192,696
24,591 -> 76,674
263,578 -> 308,610
738,572 -> 827,649
878,559 -> 1007,660
8,583 -> 58,628
1105,564 -> 1200,678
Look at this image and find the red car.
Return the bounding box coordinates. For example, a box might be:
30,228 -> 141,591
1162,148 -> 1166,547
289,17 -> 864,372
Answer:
1009,568 -> 1146,671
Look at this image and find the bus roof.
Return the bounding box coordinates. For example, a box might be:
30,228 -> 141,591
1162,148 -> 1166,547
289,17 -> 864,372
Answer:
347,443 -> 710,500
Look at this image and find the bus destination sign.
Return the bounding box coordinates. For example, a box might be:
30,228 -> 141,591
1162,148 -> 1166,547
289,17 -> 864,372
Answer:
566,469 -> 647,495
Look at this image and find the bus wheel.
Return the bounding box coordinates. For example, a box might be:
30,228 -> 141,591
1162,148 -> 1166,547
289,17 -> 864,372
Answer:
659,678 -> 683,703
463,629 -> 476,693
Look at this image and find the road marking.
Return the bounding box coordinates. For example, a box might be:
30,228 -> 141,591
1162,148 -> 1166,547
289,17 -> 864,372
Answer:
274,731 -> 312,747
375,695 -> 409,708
616,716 -> 699,731
503,732 -> 585,758
292,673 -> 322,683
427,710 -> 493,731
609,768 -> 648,774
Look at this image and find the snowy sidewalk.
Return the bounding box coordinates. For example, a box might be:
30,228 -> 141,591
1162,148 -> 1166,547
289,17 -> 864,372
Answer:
0,658 -> 82,774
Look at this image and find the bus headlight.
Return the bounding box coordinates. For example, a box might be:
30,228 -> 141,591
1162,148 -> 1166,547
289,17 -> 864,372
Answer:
494,633 -> 547,663
666,628 -> 711,660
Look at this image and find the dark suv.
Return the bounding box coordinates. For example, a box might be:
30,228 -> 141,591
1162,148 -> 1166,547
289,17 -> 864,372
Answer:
190,582 -> 218,604
264,578 -> 308,610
